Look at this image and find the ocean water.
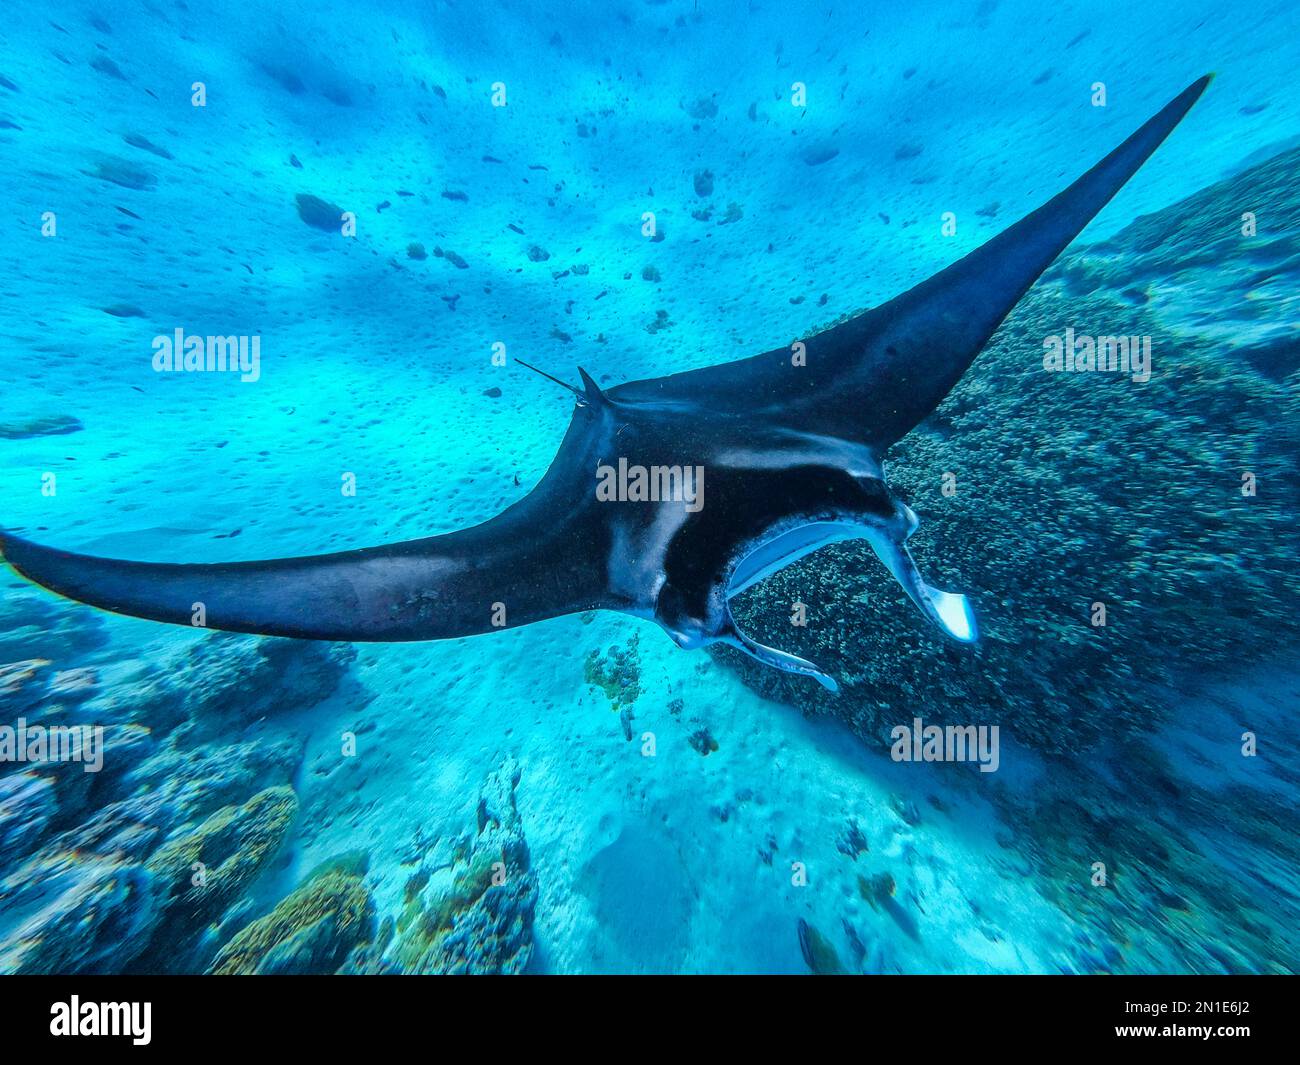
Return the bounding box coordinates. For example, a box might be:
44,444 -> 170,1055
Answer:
0,0 -> 1297,975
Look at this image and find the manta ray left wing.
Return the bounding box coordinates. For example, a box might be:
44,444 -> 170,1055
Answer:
1,410 -> 623,640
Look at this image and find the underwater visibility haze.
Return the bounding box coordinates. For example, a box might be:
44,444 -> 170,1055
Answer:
0,0 -> 1297,976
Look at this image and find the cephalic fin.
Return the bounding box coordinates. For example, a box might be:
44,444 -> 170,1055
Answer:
723,612 -> 840,693
868,532 -> 979,643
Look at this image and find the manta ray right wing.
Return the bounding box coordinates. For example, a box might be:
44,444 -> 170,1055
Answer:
611,75 -> 1213,454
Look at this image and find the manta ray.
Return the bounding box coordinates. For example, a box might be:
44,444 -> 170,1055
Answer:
2,76 -> 1211,692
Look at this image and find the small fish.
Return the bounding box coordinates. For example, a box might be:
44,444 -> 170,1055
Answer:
797,920 -> 847,975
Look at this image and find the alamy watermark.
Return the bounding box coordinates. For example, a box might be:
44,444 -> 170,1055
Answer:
596,458 -> 704,512
1043,327 -> 1151,383
152,328 -> 261,382
0,719 -> 104,772
50,997 -> 150,1045
890,717 -> 999,773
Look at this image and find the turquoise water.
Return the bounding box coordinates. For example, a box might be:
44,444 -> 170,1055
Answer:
1,0 -> 1298,974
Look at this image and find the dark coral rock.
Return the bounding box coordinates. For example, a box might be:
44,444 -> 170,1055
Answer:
837,817 -> 869,859
118,734 -> 303,825
172,633 -> 352,741
688,727 -> 718,755
0,595 -> 105,661
141,785 -> 298,971
0,793 -> 171,973
997,726 -> 1300,974
0,658 -> 53,715
47,668 -> 99,703
295,193 -> 345,231
0,772 -> 56,874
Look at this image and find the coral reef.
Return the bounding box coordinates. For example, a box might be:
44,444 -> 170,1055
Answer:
0,623 -> 348,974
997,715 -> 1300,974
0,594 -> 106,662
389,759 -> 537,974
141,786 -> 298,970
0,787 -> 181,973
208,854 -> 375,975
583,633 -> 642,714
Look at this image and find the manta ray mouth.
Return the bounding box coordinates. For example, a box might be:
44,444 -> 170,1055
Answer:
725,520 -> 868,600
719,521 -> 867,694
720,517 -> 979,692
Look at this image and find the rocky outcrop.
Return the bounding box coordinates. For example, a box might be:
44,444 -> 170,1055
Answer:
0,612 -> 352,973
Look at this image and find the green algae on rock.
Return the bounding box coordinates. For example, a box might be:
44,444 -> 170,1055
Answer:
583,632 -> 642,714
207,866 -> 375,975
